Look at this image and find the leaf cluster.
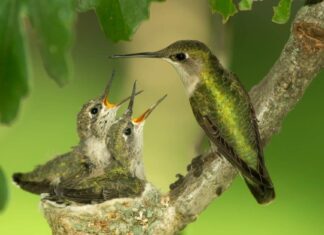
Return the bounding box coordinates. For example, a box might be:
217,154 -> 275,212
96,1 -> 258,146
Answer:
208,0 -> 293,23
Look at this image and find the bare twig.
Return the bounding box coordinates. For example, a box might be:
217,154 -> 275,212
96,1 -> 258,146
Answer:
41,2 -> 324,234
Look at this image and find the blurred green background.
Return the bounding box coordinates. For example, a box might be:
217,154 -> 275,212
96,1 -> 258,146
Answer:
1,1 -> 324,234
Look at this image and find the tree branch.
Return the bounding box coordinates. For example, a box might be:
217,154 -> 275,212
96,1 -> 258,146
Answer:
41,2 -> 324,234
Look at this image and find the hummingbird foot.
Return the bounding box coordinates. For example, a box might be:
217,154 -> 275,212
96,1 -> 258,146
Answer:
186,155 -> 204,177
169,174 -> 185,190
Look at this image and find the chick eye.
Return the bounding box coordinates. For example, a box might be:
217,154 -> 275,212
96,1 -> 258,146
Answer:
90,107 -> 98,115
171,53 -> 187,61
124,128 -> 132,136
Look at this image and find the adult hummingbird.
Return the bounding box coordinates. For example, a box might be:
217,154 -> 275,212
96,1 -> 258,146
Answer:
51,82 -> 167,203
13,71 -> 141,195
111,40 -> 275,204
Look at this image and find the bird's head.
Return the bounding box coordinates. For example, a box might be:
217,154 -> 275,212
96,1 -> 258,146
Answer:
112,40 -> 215,95
77,71 -> 142,140
107,81 -> 166,170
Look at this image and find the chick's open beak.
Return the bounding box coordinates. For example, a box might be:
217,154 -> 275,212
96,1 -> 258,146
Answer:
102,70 -> 117,109
103,97 -> 117,109
132,94 -> 167,124
124,81 -> 137,118
102,70 -> 143,109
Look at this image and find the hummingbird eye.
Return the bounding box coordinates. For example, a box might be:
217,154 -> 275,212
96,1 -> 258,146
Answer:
90,107 -> 98,115
124,128 -> 132,136
171,53 -> 187,62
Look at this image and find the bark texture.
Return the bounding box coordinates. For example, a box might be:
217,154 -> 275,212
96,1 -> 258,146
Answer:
41,2 -> 324,234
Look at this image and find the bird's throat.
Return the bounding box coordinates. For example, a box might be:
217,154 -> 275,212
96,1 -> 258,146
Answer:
172,63 -> 200,97
82,137 -> 111,167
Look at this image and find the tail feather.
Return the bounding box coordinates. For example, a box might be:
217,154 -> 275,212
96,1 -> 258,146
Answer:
12,173 -> 52,195
246,154 -> 276,204
243,158 -> 275,204
244,178 -> 275,204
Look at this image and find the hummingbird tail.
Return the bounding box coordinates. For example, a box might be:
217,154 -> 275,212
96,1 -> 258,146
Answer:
12,173 -> 51,195
12,172 -> 23,185
244,178 -> 275,204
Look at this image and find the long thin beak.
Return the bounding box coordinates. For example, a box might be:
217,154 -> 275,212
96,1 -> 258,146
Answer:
102,70 -> 117,109
133,94 -> 167,124
110,51 -> 162,59
117,90 -> 144,107
125,81 -> 137,118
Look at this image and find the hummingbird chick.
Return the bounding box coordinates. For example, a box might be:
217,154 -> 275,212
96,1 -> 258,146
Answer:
12,71 -> 140,195
112,40 -> 275,204
114,89 -> 167,181
51,82 -> 166,204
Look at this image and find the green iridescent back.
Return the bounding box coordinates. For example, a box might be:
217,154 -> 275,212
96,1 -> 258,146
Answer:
190,53 -> 260,170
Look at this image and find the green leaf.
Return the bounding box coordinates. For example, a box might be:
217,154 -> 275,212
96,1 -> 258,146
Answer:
208,0 -> 238,23
27,0 -> 76,86
0,166 -> 8,211
272,0 -> 293,24
0,0 -> 28,124
95,0 -> 160,41
239,0 -> 253,11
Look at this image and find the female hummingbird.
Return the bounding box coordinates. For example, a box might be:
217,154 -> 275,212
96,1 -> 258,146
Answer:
112,40 -> 275,204
12,72 -> 141,195
51,82 -> 167,203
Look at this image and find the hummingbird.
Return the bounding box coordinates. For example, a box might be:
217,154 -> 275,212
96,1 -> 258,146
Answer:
111,40 -> 275,204
12,71 -> 141,195
50,82 -> 167,203
115,89 -> 167,181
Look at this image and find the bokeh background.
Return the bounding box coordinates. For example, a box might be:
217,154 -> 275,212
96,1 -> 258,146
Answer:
1,1 -> 324,234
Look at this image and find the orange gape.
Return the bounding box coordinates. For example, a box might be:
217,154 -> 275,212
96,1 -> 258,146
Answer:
103,96 -> 116,109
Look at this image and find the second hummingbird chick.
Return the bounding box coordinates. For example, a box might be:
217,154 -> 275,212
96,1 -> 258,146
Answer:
126,94 -> 167,180
12,72 -> 138,195
51,82 -> 166,203
106,93 -> 167,181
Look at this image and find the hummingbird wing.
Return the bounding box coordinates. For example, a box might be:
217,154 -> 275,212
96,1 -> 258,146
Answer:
56,180 -> 144,204
54,167 -> 145,204
193,109 -> 275,204
56,187 -> 106,203
192,103 -> 272,188
240,102 -> 275,203
12,152 -> 92,195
